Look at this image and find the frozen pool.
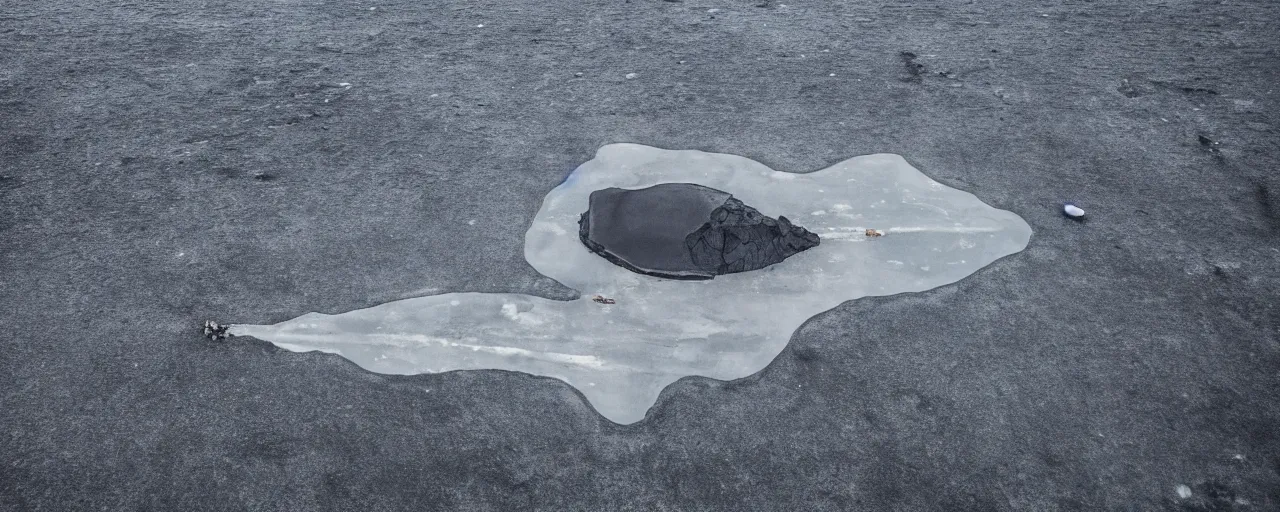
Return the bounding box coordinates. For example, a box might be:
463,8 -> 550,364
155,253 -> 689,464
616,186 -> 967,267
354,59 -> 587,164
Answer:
230,143 -> 1032,424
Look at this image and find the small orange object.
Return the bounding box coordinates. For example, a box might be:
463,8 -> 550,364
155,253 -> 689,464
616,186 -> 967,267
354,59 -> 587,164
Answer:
865,229 -> 883,237
592,295 -> 616,305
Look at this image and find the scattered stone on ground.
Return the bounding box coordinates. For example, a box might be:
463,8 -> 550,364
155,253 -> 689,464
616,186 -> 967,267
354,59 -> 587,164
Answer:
203,320 -> 230,341
900,51 -> 926,82
1198,134 -> 1222,153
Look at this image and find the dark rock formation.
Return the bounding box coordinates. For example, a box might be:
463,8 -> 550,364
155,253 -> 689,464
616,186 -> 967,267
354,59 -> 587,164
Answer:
685,197 -> 822,276
578,183 -> 820,280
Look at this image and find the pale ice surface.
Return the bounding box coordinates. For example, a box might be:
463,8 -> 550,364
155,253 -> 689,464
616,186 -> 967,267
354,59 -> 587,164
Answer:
229,144 -> 1032,424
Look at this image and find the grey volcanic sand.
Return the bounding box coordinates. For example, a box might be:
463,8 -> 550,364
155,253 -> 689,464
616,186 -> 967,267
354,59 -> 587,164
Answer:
229,144 -> 1030,424
3,0 -> 1279,509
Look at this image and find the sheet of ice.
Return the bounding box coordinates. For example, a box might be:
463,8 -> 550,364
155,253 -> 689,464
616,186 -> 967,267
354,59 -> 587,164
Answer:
230,144 -> 1032,424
